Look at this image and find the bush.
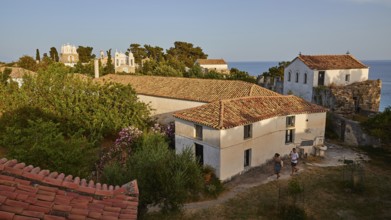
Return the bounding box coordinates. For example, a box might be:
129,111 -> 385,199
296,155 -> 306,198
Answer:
0,117 -> 97,178
279,205 -> 307,220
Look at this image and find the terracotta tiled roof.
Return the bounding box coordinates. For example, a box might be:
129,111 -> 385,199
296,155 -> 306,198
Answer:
0,158 -> 138,220
296,54 -> 368,70
196,59 -> 227,65
173,95 -> 327,129
0,67 -> 36,78
95,74 -> 280,102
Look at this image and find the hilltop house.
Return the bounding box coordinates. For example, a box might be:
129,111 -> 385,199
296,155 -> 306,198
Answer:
59,43 -> 79,67
195,59 -> 229,74
96,74 -> 279,123
1,67 -> 36,87
174,95 -> 327,181
0,158 -> 139,219
283,54 -> 369,102
283,54 -> 381,114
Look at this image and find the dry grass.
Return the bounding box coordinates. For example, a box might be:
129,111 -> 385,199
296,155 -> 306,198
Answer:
144,148 -> 391,220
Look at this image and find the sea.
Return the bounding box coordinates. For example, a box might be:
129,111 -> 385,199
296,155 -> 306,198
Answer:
229,61 -> 391,112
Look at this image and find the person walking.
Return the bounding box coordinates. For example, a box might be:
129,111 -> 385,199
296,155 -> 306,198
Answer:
273,153 -> 283,179
290,148 -> 299,176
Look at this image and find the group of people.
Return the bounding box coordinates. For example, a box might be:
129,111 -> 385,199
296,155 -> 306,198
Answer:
273,148 -> 299,179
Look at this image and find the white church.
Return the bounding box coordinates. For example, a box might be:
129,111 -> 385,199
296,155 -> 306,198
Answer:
59,43 -> 79,67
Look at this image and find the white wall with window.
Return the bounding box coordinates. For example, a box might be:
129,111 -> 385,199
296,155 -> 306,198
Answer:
283,59 -> 313,101
175,112 -> 326,181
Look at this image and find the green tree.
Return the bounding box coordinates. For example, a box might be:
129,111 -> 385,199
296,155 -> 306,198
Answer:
184,64 -> 203,78
105,49 -> 115,74
128,133 -> 203,213
261,61 -> 290,79
144,44 -> 165,62
17,55 -> 37,71
361,107 -> 391,148
0,114 -> 97,178
36,49 -> 40,62
77,46 -> 96,63
49,47 -> 59,62
0,68 -> 12,84
166,41 -> 208,67
228,68 -> 256,83
0,63 -> 151,141
127,44 -> 147,66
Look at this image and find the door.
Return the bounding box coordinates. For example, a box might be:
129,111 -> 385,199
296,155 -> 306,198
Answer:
195,143 -> 204,165
318,71 -> 325,86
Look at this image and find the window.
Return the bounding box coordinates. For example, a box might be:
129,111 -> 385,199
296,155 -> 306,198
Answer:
244,149 -> 251,167
286,116 -> 295,127
345,74 -> 350,82
304,73 -> 307,84
195,124 -> 203,140
285,129 -> 294,143
244,124 -> 252,139
195,143 -> 204,165
295,72 -> 299,83
288,71 -> 291,82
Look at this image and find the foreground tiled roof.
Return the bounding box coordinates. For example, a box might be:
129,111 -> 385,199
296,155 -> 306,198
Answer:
0,158 -> 138,220
173,95 -> 327,129
296,54 -> 368,70
196,59 -> 227,65
95,74 -> 280,102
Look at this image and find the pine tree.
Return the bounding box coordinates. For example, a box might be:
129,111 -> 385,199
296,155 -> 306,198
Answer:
105,49 -> 115,74
49,47 -> 59,62
36,49 -> 41,62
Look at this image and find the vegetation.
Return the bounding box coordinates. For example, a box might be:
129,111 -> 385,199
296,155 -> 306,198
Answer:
0,68 -> 12,85
18,55 -> 37,71
49,47 -> 59,62
102,133 -> 205,214
77,46 -> 96,63
361,106 -> 391,148
105,48 -> 115,74
36,49 -> 40,62
0,63 -> 152,176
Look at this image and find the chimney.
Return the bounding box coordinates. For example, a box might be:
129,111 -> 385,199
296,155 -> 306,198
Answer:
94,59 -> 99,78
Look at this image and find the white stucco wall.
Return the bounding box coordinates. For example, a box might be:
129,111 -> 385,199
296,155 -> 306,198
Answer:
137,95 -> 205,123
283,59 -> 314,102
200,64 -> 229,71
312,69 -> 368,87
175,112 -> 326,181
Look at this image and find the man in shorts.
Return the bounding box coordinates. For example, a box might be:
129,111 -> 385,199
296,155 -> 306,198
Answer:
290,148 -> 299,175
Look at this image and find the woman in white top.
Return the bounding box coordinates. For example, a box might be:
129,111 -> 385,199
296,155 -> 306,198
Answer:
290,148 -> 299,175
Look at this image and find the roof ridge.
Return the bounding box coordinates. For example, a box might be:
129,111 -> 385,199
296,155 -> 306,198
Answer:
218,100 -> 224,129
0,157 -> 138,197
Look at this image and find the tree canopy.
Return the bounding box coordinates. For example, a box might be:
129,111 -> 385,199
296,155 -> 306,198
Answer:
18,55 -> 37,71
49,47 -> 59,62
77,46 -> 96,63
361,107 -> 391,148
166,41 -> 208,67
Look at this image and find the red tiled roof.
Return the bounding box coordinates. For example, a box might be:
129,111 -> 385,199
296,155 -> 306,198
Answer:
196,59 -> 227,65
95,74 -> 280,103
296,54 -> 368,70
0,158 -> 138,220
173,95 -> 327,129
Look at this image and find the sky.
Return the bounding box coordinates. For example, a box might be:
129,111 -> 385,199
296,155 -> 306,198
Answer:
0,0 -> 390,62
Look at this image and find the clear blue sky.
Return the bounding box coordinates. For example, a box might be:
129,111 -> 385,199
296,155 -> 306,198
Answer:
1,0 -> 390,62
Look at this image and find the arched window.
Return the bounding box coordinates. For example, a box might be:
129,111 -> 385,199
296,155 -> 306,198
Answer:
304,73 -> 307,84
288,71 -> 291,82
295,72 -> 299,83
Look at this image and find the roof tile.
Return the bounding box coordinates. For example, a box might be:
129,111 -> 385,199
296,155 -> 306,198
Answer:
174,95 -> 327,129
95,74 -> 279,103
297,54 -> 368,70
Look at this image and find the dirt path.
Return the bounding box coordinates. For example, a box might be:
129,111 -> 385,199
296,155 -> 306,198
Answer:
183,143 -> 369,213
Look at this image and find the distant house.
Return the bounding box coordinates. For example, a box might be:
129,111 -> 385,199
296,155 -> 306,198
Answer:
114,50 -> 135,74
59,43 -> 79,67
0,157 -> 139,219
0,67 -> 36,87
173,95 -> 327,181
195,59 -> 229,74
283,54 -> 369,102
96,74 -> 280,123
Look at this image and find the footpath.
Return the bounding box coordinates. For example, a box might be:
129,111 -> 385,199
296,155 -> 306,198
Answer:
183,144 -> 369,213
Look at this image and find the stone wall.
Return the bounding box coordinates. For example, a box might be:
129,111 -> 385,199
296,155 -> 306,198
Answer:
328,113 -> 380,147
313,80 -> 381,115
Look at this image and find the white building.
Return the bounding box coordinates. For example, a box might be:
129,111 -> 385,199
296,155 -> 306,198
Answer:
174,95 -> 327,181
114,50 -> 135,74
95,74 -> 279,123
195,59 -> 229,74
283,54 -> 369,102
59,43 -> 79,67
